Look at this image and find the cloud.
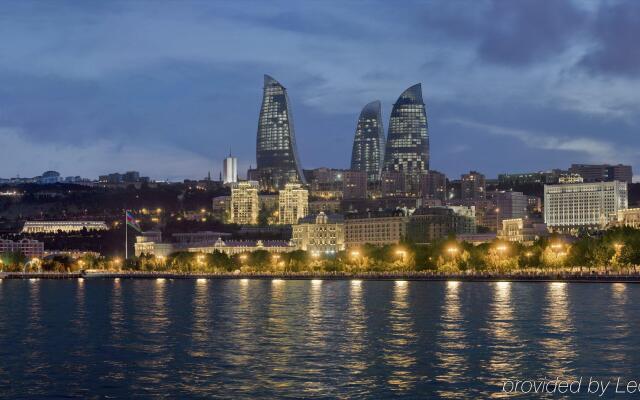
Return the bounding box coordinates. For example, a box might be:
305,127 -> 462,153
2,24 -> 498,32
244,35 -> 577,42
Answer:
0,127 -> 215,180
445,118 -> 635,164
579,1 -> 640,77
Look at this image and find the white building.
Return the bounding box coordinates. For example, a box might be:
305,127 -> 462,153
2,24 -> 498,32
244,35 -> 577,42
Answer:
544,181 -> 628,232
278,183 -> 308,225
222,155 -> 238,184
0,238 -> 44,258
22,221 -> 109,234
230,181 -> 259,225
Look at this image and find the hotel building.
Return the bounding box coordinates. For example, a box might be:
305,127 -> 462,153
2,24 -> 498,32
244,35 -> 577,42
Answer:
350,100 -> 385,182
344,211 -> 408,247
292,212 -> 345,254
544,181 -> 628,232
255,75 -> 305,190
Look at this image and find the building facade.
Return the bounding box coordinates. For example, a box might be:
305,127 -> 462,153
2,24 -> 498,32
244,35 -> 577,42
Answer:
278,183 -> 309,225
292,212 -> 345,254
230,181 -> 259,225
21,221 -> 108,234
461,171 -> 486,201
350,100 -> 385,182
544,181 -> 628,231
255,75 -> 305,190
420,170 -> 447,202
344,211 -> 408,247
0,238 -> 44,258
383,84 -> 429,194
499,218 -> 548,244
616,208 -> 640,229
222,155 -> 238,184
342,170 -> 368,200
569,164 -> 633,183
406,207 -> 476,244
496,191 -> 527,225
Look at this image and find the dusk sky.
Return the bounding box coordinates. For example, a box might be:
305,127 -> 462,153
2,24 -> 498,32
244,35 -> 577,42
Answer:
1,0 -> 639,181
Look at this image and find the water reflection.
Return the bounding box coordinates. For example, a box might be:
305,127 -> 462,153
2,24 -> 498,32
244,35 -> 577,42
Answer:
384,280 -> 417,391
540,282 -> 576,379
486,282 -> 523,398
603,283 -> 630,369
435,281 -> 469,398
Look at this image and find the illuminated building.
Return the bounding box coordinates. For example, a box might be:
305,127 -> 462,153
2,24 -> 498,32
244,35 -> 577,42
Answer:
344,210 -> 408,247
0,238 -> 44,258
383,84 -> 428,193
278,183 -> 308,225
544,181 -> 628,232
21,221 -> 108,234
461,171 -> 485,201
255,75 -> 305,190
292,212 -> 345,254
350,100 -> 385,182
230,181 -> 259,225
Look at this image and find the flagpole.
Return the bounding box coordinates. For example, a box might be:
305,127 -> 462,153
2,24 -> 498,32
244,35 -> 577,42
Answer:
125,210 -> 128,260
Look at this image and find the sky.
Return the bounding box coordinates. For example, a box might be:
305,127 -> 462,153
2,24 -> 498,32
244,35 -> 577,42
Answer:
0,0 -> 639,181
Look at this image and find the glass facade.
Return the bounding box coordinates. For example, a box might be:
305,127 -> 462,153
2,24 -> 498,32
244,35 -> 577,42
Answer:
256,75 -> 305,190
350,100 -> 385,182
383,84 -> 429,191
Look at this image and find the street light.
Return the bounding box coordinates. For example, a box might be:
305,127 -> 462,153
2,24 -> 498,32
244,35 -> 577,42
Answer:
350,250 -> 360,259
446,246 -> 459,258
614,242 -> 624,251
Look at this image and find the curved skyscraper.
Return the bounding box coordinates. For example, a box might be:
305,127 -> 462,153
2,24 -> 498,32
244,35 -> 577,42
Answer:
255,75 -> 306,190
350,100 -> 385,182
383,83 -> 428,192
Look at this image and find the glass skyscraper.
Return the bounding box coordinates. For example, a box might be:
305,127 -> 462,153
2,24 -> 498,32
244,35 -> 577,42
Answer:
256,75 -> 306,190
383,84 -> 429,191
350,100 -> 385,182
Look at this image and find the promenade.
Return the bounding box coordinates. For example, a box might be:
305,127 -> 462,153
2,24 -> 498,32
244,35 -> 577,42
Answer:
3,270 -> 640,283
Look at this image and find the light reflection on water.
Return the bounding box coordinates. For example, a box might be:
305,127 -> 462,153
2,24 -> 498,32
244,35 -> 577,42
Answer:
539,282 -> 576,380
435,280 -> 470,398
1,279 -> 638,398
383,280 -> 418,392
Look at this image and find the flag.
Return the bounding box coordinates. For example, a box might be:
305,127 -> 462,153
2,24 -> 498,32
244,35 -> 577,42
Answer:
125,211 -> 142,232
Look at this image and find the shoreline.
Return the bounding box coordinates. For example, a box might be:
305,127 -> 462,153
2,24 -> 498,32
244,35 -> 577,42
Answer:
3,271 -> 640,283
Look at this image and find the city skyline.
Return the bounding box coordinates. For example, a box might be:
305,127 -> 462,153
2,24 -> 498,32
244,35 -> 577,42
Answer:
1,1 -> 640,181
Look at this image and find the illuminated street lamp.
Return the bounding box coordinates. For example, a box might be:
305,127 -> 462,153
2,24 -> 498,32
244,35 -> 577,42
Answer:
350,250 -> 360,259
239,254 -> 248,262
446,246 -> 459,258
395,249 -> 407,262
614,242 -> 624,252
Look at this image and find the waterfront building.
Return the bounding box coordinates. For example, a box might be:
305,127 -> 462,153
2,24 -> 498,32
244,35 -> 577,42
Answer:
616,208 -> 640,229
255,75 -> 305,190
222,155 -> 238,184
343,170 -> 368,200
292,212 -> 345,254
0,238 -> 44,258
544,181 -> 628,232
420,170 -> 447,202
456,232 -> 497,245
21,221 -> 108,234
383,84 -> 429,194
136,236 -> 295,258
230,181 -> 259,225
278,183 -> 309,225
344,210 -> 408,247
499,218 -> 548,244
569,164 -> 633,183
496,191 -> 527,225
461,171 -> 486,201
407,207 -> 476,244
350,100 -> 385,182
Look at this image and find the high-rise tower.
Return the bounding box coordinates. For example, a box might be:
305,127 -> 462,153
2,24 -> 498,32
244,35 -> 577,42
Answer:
383,84 -> 429,192
350,100 -> 385,182
255,75 -> 305,191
